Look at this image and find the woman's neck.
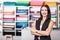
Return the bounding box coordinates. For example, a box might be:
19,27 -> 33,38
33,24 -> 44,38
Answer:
42,16 -> 47,21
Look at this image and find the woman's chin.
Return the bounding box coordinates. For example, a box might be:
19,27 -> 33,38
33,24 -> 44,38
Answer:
43,16 -> 47,17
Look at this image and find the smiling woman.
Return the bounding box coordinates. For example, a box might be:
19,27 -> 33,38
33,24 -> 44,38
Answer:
31,5 -> 54,40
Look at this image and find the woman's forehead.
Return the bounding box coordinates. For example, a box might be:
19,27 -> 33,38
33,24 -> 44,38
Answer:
41,7 -> 47,10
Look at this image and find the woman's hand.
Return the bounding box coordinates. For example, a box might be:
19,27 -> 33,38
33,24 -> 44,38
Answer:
31,29 -> 41,36
31,29 -> 37,33
36,30 -> 40,33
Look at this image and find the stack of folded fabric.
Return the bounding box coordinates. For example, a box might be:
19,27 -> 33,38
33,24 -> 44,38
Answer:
3,2 -> 16,36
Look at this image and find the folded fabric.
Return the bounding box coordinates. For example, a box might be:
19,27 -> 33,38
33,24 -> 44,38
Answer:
4,15 -> 15,18
4,23 -> 15,26
3,11 -> 15,14
3,2 -> 16,6
16,20 -> 27,22
16,1 -> 29,6
3,20 -> 15,23
16,15 -> 28,20
30,1 -> 44,6
51,15 -> 57,18
44,2 -> 57,6
3,18 -> 15,20
3,25 -> 15,28
16,13 -> 27,15
16,22 -> 28,28
16,9 -> 28,13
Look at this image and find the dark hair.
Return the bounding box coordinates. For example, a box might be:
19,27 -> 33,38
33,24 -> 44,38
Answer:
38,4 -> 51,22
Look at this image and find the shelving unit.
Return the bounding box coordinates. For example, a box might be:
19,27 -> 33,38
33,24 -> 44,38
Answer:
3,2 -> 16,36
15,1 -> 29,36
29,1 -> 44,27
0,1 -> 59,36
29,6 -> 41,27
58,3 -> 60,28
16,6 -> 29,36
50,6 -> 57,28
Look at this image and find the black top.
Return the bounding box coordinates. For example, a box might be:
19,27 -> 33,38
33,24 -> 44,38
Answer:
34,20 -> 51,40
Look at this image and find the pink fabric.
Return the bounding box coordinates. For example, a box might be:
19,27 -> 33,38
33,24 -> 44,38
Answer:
31,0 -> 45,1
3,18 -> 15,20
30,1 -> 44,6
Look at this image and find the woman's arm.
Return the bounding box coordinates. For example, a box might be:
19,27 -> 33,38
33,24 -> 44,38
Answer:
31,21 -> 41,36
36,20 -> 54,36
31,29 -> 41,36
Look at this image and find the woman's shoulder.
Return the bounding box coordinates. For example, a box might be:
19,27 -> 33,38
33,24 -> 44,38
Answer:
50,20 -> 54,25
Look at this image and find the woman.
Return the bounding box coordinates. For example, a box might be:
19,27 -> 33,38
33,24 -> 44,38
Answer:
31,5 -> 54,40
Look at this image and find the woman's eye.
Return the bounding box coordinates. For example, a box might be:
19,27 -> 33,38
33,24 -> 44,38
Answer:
45,10 -> 47,11
41,9 -> 47,11
41,10 -> 44,11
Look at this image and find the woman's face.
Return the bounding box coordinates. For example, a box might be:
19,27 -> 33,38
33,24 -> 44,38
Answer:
41,6 -> 48,17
